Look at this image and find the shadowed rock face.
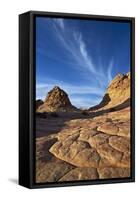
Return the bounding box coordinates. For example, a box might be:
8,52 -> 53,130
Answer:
37,86 -> 77,112
89,72 -> 130,111
36,99 -> 44,110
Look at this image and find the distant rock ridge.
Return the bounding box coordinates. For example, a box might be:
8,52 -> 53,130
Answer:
36,99 -> 44,110
37,86 -> 77,112
89,72 -> 130,111
36,72 -> 130,112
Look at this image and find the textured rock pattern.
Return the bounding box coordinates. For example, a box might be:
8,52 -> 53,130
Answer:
37,86 -> 77,112
36,107 -> 131,183
89,72 -> 130,111
49,117 -> 130,170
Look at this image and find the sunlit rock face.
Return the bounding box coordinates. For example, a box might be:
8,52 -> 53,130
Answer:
37,86 -> 77,112
89,72 -> 130,111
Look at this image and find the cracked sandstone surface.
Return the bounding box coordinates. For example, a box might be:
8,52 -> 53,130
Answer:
36,107 -> 130,183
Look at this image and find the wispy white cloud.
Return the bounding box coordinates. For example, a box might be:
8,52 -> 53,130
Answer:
54,18 -> 65,30
74,32 -> 96,75
36,79 -> 104,96
36,18 -> 114,108
53,19 -> 113,87
107,59 -> 114,83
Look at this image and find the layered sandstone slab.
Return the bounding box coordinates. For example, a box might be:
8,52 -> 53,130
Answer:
49,113 -> 130,169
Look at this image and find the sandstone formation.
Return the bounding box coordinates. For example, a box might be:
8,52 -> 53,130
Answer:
49,115 -> 130,169
36,135 -> 75,183
36,72 -> 131,183
89,72 -> 130,111
36,108 -> 130,182
37,86 -> 77,112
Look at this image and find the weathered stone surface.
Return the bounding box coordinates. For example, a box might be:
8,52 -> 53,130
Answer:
109,136 -> 130,152
99,157 -> 115,168
71,148 -> 100,168
97,143 -> 123,165
49,116 -> 130,172
50,138 -> 100,168
57,130 -> 80,141
59,167 -> 99,181
89,133 -> 110,148
98,167 -> 130,179
38,86 -> 77,112
36,136 -> 75,183
117,121 -> 130,137
97,121 -> 130,138
120,152 -> 130,168
78,129 -> 97,142
36,160 -> 74,183
97,123 -> 119,135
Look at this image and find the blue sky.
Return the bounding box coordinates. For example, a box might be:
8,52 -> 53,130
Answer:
36,17 -> 130,108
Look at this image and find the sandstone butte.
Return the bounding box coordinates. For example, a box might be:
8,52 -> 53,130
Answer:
36,72 -> 131,183
89,72 -> 130,111
37,86 -> 77,112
